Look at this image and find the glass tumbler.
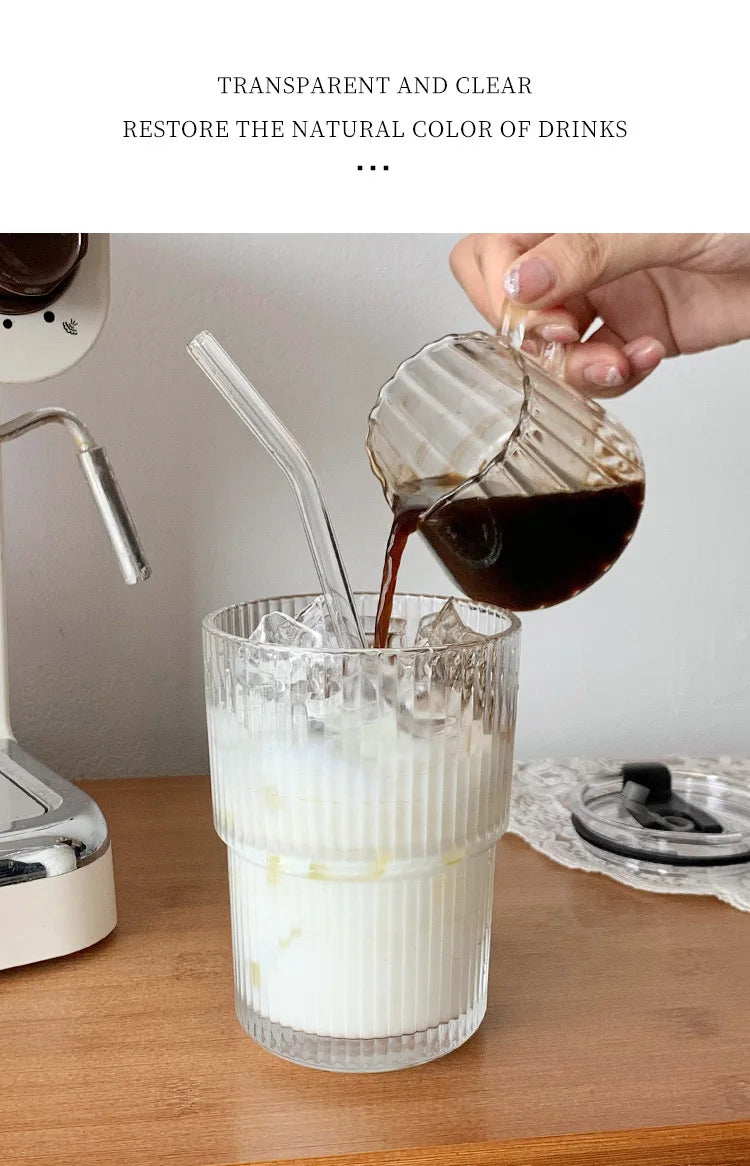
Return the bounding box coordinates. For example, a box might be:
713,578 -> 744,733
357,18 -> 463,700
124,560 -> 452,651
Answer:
203,592 -> 520,1072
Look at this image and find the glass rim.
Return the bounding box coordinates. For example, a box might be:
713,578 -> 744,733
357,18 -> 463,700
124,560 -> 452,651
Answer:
202,591 -> 521,656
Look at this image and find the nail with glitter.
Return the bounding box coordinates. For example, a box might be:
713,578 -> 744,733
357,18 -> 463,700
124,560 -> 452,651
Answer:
584,364 -> 626,388
503,266 -> 521,299
503,256 -> 556,303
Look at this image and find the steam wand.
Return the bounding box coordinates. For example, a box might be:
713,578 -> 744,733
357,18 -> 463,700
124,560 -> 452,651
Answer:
0,407 -> 152,585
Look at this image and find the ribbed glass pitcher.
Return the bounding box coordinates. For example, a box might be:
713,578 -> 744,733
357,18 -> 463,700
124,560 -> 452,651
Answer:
367,323 -> 645,611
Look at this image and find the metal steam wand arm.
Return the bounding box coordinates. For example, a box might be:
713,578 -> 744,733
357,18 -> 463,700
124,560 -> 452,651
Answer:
0,407 -> 151,585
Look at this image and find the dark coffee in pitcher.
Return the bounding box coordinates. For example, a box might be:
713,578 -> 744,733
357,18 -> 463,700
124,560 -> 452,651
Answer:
374,476 -> 644,649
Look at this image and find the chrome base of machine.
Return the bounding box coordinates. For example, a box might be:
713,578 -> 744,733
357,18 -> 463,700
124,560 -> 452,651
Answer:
0,740 -> 117,969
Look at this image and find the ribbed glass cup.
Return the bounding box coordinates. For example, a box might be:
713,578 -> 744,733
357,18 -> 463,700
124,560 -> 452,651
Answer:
203,592 -> 520,1072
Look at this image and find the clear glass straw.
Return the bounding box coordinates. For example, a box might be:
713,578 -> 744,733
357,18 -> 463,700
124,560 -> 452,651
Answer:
188,331 -> 366,649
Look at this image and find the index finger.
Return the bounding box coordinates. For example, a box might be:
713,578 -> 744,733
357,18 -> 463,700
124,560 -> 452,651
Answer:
450,234 -> 583,339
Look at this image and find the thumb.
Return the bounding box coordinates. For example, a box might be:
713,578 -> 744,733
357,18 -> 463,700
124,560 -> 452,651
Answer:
503,233 -> 708,307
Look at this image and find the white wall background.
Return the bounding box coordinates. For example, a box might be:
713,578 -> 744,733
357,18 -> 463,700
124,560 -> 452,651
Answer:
1,234 -> 748,778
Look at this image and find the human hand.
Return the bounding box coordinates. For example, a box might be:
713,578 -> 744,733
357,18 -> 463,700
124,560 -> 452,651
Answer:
450,233 -> 750,396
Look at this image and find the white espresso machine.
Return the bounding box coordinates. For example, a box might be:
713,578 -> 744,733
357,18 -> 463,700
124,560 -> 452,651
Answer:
0,234 -> 151,969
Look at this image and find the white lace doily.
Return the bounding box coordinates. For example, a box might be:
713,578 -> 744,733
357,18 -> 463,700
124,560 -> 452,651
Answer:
509,757 -> 750,911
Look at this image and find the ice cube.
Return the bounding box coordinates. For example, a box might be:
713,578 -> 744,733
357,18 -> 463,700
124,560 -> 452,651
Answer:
292,599 -> 341,719
414,599 -> 487,649
296,596 -> 339,647
398,601 -> 486,736
284,599 -> 368,726
362,615 -> 408,650
299,597 -> 409,650
234,612 -> 322,724
396,659 -> 449,737
249,611 -> 323,650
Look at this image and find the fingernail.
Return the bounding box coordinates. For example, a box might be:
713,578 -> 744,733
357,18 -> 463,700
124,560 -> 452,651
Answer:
583,364 -> 625,389
503,257 -> 556,302
623,338 -> 665,371
538,323 -> 579,343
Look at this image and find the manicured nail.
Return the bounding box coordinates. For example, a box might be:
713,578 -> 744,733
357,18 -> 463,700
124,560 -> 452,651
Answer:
583,364 -> 625,389
624,338 -> 666,372
538,323 -> 579,343
503,256 -> 556,302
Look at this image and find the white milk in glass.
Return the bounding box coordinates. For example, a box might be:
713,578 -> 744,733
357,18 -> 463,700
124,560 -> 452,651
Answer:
207,701 -> 509,1040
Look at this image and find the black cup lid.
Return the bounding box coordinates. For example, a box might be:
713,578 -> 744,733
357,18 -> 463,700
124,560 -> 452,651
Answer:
571,763 -> 750,869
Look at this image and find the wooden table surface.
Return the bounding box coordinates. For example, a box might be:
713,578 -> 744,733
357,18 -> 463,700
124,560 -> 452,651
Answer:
3,776 -> 750,1166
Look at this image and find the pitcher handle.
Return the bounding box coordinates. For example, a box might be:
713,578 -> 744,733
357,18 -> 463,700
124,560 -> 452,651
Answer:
498,299 -> 567,380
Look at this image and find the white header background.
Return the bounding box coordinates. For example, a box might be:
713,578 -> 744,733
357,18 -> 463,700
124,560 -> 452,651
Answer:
3,0 -> 748,230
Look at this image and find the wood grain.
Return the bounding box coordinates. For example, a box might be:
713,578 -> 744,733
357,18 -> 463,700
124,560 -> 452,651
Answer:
2,775 -> 749,1166
258,1121 -> 750,1166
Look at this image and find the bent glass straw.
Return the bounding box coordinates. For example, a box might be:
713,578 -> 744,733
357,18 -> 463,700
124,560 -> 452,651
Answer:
188,331 -> 366,649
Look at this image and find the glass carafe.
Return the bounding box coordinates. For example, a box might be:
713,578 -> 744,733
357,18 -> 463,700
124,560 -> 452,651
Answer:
366,315 -> 645,611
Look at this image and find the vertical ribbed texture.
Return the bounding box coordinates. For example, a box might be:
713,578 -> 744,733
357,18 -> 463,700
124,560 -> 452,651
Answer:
203,592 -> 519,1072
227,846 -> 495,1040
366,332 -> 645,506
